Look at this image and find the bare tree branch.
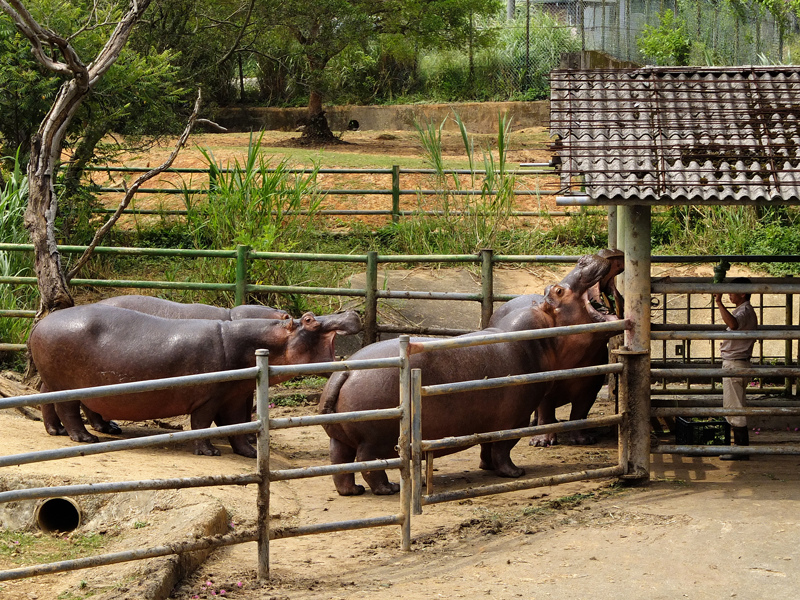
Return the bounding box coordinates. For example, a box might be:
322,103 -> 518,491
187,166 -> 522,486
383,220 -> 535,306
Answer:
66,90 -> 203,281
0,0 -> 85,75
196,118 -> 228,133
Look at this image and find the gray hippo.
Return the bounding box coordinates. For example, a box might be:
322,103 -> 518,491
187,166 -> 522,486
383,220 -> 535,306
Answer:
318,252 -> 622,495
29,305 -> 361,457
98,295 -> 290,320
39,296 -> 290,438
488,249 -> 624,447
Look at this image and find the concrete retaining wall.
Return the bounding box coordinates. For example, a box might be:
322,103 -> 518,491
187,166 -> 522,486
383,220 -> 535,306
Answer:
213,101 -> 550,134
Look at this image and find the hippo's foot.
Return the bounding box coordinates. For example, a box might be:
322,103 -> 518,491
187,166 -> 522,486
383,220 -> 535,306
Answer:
336,482 -> 366,496
230,438 -> 257,459
495,464 -> 525,478
41,403 -> 67,436
44,422 -> 67,436
563,430 -> 597,445
530,433 -> 558,447
333,472 -> 366,496
362,470 -> 401,495
194,441 -> 222,456
68,430 -> 100,444
92,420 -> 122,435
371,481 -> 401,495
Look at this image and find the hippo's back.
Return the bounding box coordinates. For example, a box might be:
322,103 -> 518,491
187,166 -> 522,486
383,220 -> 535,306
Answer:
29,304 -> 227,393
99,295 -> 231,320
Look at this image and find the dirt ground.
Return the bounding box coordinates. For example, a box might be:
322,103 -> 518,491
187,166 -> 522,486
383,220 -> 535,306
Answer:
89,127 -> 562,231
2,265 -> 800,599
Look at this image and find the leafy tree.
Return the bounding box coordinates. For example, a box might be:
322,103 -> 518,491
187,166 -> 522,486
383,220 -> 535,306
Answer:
0,0 -> 203,315
132,0 -> 258,106
0,19 -> 58,155
0,2 -> 186,207
636,9 -> 691,66
261,0 -> 501,142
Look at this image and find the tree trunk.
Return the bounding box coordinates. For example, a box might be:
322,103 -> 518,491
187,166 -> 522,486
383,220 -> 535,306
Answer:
24,134 -> 74,316
301,89 -> 337,143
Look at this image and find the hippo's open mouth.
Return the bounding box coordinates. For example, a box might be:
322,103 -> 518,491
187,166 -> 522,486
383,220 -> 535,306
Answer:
585,278 -> 623,321
578,251 -> 624,322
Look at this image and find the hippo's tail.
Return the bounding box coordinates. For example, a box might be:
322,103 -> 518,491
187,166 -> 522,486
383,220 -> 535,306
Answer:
319,371 -> 349,414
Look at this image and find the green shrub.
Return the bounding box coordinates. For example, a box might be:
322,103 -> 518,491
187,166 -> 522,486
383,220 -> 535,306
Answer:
183,132 -> 331,314
636,10 -> 692,66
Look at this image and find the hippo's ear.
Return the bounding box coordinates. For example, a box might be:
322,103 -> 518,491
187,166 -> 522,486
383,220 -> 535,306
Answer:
284,318 -> 297,332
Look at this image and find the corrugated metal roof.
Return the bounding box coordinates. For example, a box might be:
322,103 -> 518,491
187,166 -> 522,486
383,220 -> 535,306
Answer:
550,66 -> 800,204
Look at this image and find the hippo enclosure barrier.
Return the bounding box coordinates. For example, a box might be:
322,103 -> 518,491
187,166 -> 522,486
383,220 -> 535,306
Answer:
0,318 -> 630,582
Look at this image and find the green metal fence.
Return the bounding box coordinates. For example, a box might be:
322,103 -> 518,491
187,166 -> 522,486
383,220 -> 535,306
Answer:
2,245 -> 798,397
82,165 -> 607,223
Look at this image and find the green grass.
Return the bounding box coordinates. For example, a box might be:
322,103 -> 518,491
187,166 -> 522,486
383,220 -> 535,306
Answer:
0,530 -> 109,567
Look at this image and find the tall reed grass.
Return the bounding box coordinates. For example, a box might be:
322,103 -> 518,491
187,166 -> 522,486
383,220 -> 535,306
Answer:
182,132 -> 330,314
401,112 -> 517,255
0,150 -> 36,365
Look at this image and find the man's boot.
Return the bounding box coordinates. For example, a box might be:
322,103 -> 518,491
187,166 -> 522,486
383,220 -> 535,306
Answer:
720,426 -> 750,461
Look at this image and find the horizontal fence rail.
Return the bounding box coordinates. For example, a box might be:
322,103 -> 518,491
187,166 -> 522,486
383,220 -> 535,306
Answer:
0,348 -> 414,582
0,321 -> 646,584
81,164 -> 596,223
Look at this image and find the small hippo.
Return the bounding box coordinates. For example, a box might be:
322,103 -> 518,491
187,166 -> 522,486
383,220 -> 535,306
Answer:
29,305 -> 361,457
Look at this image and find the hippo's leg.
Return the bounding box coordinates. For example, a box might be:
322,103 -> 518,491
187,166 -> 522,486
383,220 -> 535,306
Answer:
40,392 -> 67,436
530,400 -> 559,447
212,397 -> 256,458
330,438 -> 365,496
479,443 -> 494,470
81,404 -> 122,435
356,444 -> 400,495
55,400 -> 99,443
560,375 -> 605,445
190,409 -> 221,456
489,439 -> 525,478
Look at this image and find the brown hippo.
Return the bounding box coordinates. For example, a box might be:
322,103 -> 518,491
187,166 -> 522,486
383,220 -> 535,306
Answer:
98,295 -> 290,320
318,252 -> 622,496
39,296 -> 290,438
488,249 -> 624,447
29,305 -> 361,457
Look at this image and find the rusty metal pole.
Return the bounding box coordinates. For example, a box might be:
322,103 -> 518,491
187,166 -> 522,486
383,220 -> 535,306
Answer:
398,336 -> 412,550
411,368 -> 423,515
622,204 -> 651,481
786,276 -> 794,395
607,206 -> 618,250
480,249 -> 494,328
364,251 -> 378,345
255,349 -> 271,579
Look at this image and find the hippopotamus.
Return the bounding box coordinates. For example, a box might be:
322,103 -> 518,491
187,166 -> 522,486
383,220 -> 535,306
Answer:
39,296 -> 291,438
318,252 -> 622,496
97,295 -> 290,320
29,305 -> 361,457
488,249 -> 624,447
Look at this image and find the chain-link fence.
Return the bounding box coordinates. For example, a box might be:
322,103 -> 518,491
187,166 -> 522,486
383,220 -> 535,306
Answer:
498,0 -> 792,98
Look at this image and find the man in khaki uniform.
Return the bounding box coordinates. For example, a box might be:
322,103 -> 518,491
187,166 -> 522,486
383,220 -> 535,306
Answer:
715,277 -> 758,461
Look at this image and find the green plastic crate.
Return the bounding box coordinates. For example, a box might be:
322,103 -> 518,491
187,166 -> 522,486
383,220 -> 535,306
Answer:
675,416 -> 731,446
